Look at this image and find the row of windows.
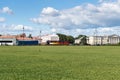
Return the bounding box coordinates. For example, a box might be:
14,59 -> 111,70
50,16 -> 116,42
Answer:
0,41 -> 12,43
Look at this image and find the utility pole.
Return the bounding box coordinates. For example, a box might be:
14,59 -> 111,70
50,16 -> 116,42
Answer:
39,30 -> 42,44
40,30 -> 41,38
94,28 -> 98,45
23,26 -> 24,40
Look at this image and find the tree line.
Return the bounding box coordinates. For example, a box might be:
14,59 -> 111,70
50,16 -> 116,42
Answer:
57,33 -> 87,45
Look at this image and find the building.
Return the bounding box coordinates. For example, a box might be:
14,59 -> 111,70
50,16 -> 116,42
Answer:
0,34 -> 60,46
41,34 -> 59,44
87,34 -> 120,45
74,37 -> 84,45
107,34 -> 120,44
0,34 -> 39,46
102,36 -> 109,45
0,35 -> 16,46
87,36 -> 103,45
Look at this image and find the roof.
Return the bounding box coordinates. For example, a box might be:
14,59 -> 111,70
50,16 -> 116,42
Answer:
108,34 -> 119,37
0,35 -> 39,40
89,34 -> 120,38
41,34 -> 59,37
0,35 -> 16,39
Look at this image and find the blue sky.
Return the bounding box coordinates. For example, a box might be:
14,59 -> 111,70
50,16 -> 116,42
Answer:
0,0 -> 97,24
0,0 -> 120,36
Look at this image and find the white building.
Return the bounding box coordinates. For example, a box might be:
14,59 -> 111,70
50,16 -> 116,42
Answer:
87,36 -> 102,45
0,38 -> 16,46
41,34 -> 59,44
74,37 -> 84,44
87,34 -> 120,45
102,36 -> 109,45
108,34 -> 120,44
0,35 -> 16,46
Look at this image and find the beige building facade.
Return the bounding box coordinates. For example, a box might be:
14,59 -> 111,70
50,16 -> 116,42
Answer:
87,34 -> 120,45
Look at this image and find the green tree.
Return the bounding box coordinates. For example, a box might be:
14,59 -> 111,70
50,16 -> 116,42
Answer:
57,33 -> 67,42
67,36 -> 74,44
57,33 -> 75,44
28,34 -> 33,39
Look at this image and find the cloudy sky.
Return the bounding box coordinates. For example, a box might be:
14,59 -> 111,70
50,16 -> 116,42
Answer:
0,0 -> 120,36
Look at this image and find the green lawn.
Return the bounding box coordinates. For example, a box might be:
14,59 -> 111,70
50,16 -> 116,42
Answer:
0,46 -> 120,80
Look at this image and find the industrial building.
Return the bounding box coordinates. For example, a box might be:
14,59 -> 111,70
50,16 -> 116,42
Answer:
0,34 -> 60,46
0,35 -> 16,46
0,34 -> 39,46
41,34 -> 59,44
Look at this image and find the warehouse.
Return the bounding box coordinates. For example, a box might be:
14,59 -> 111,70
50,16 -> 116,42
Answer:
0,35 -> 16,46
16,36 -> 39,46
41,34 -> 59,44
0,35 -> 39,46
17,40 -> 38,46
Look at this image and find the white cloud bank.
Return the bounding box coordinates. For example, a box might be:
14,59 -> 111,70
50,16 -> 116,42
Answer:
0,24 -> 34,35
31,0 -> 120,36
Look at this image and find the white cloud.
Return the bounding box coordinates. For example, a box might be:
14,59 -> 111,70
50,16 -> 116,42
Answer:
0,7 -> 13,14
0,17 -> 6,22
31,1 -> 120,28
0,7 -> 13,23
0,24 -> 34,35
10,24 -> 33,31
73,26 -> 120,36
41,7 -> 59,16
30,0 -> 120,36
51,28 -> 56,33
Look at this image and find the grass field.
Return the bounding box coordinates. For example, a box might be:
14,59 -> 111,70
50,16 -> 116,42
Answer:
0,46 -> 120,80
